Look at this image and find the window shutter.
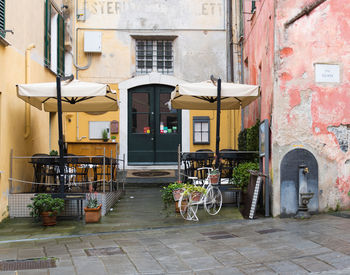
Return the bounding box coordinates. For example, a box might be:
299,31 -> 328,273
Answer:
251,1 -> 256,13
0,0 -> 5,38
44,0 -> 51,68
57,13 -> 65,76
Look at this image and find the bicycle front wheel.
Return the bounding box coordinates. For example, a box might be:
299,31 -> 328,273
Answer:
204,186 -> 222,215
179,193 -> 199,221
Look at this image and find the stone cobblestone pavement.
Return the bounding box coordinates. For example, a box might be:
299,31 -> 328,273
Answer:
1,214 -> 350,274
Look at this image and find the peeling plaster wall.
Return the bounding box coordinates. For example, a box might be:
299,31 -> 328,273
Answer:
272,0 -> 350,216
242,0 -> 350,216
242,0 -> 275,128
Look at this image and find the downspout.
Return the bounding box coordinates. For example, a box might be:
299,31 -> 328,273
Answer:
227,0 -> 234,148
227,0 -> 234,82
240,0 -> 245,131
24,44 -> 36,139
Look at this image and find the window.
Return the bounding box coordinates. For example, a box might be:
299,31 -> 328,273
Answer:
193,117 -> 210,145
136,40 -> 173,74
0,0 -> 5,38
45,0 -> 65,75
89,121 -> 110,139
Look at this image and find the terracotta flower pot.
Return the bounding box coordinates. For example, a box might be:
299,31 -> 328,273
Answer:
41,211 -> 57,226
191,191 -> 201,202
84,204 -> 102,223
172,188 -> 183,202
175,200 -> 188,213
209,174 -> 219,184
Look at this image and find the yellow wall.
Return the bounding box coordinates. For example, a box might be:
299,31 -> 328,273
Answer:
0,0 -> 63,221
64,84 -> 120,143
189,109 -> 241,152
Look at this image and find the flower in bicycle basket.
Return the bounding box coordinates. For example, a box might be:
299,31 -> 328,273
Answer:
209,169 -> 219,175
183,184 -> 206,196
87,184 -> 100,209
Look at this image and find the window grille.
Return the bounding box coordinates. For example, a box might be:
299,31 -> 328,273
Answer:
136,40 -> 173,74
193,117 -> 210,145
0,0 -> 5,38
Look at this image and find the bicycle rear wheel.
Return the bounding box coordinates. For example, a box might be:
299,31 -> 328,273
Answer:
179,193 -> 199,221
204,186 -> 222,215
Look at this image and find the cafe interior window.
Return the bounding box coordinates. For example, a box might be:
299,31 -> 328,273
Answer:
193,117 -> 210,145
89,121 -> 110,139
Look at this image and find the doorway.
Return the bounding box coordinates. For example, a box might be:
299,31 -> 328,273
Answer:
128,84 -> 181,164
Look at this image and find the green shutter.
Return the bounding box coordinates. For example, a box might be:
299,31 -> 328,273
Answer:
44,0 -> 51,68
251,1 -> 256,13
57,13 -> 65,76
0,0 -> 5,38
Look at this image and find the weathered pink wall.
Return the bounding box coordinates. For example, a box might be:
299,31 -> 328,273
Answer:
274,0 -> 350,211
242,0 -> 275,128
243,0 -> 350,215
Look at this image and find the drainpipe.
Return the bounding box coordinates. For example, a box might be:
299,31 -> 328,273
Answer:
24,44 -> 35,139
227,0 -> 234,82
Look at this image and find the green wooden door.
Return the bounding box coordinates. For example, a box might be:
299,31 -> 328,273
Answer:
128,85 -> 181,164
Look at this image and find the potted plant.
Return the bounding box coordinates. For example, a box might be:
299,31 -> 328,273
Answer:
208,169 -> 220,184
161,182 -> 185,213
182,184 -> 206,202
232,162 -> 259,191
102,129 -> 109,142
111,135 -> 116,142
84,184 -> 102,223
27,194 -> 65,226
49,150 -> 58,156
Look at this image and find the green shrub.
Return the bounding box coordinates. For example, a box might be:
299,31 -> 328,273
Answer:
232,162 -> 259,190
246,119 -> 260,151
238,128 -> 247,151
27,194 -> 65,220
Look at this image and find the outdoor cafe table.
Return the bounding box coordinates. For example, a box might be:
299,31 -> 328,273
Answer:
30,155 -> 114,193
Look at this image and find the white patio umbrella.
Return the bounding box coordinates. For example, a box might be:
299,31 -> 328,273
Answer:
17,79 -> 118,112
16,75 -> 118,195
170,77 -> 259,167
170,80 -> 259,110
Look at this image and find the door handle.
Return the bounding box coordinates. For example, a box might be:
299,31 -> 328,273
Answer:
151,138 -> 154,141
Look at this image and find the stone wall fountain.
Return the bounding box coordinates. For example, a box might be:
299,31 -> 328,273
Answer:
295,164 -> 314,219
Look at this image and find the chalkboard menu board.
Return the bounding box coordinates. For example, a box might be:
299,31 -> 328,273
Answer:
242,170 -> 267,219
249,176 -> 262,219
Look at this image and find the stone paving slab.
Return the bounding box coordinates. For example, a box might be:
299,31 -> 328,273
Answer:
1,214 -> 350,274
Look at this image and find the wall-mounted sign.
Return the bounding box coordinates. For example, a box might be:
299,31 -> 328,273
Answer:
315,64 -> 340,83
259,119 -> 269,157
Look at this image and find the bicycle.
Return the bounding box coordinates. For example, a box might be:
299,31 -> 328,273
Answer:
178,167 -> 223,221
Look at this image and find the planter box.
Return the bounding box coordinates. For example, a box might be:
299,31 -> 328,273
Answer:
84,204 -> 102,223
41,211 -> 57,226
209,174 -> 219,184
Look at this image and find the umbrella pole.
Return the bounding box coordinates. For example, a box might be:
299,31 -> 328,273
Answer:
56,76 -> 65,195
215,78 -> 221,169
56,74 -> 74,196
